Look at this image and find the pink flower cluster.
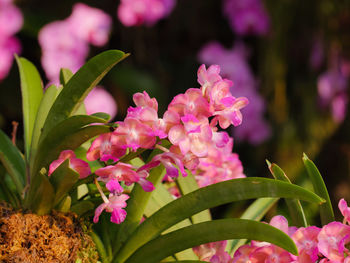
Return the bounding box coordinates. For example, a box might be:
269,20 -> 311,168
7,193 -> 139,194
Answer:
199,42 -> 271,145
0,0 -> 22,80
317,55 -> 349,123
48,64 -> 248,224
222,0 -> 270,36
194,199 -> 350,263
117,0 -> 176,27
39,3 -> 112,83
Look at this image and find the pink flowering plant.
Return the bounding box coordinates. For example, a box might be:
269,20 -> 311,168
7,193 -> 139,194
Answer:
0,50 -> 329,263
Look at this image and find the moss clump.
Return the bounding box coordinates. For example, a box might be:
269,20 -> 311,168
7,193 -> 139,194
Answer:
0,203 -> 99,262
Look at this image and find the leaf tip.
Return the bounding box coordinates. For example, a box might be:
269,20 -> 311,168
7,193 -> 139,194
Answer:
302,153 -> 309,161
265,159 -> 272,167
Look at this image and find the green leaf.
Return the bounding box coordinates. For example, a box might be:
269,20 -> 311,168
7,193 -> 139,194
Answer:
177,173 -> 211,223
32,115 -> 110,177
115,177 -> 323,263
48,159 -> 80,206
302,153 -> 334,224
144,183 -> 198,261
267,160 -> 307,227
60,68 -> 73,86
91,112 -> 111,122
123,219 -> 298,263
29,84 -> 60,168
15,56 -> 43,158
26,172 -> 55,215
113,165 -> 165,254
227,197 -> 278,253
40,50 -> 128,141
0,129 -> 25,194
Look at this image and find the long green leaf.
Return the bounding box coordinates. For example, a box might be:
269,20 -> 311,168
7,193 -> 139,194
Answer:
114,177 -> 323,263
40,50 -> 128,142
124,219 -> 298,263
16,56 -> 43,158
144,182 -> 198,261
59,68 -> 89,116
48,159 -> 80,206
30,84 -> 60,168
267,160 -> 307,227
0,130 -> 25,194
32,115 -> 109,177
302,153 -> 334,224
113,165 -> 165,254
227,197 -> 278,253
177,173 -> 211,223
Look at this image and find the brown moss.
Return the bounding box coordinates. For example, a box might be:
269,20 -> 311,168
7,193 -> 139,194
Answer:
0,203 -> 99,262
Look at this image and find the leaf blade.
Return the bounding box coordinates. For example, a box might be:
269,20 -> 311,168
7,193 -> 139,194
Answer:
29,84 -> 60,168
15,56 -> 43,158
124,219 -> 298,263
302,153 -> 334,224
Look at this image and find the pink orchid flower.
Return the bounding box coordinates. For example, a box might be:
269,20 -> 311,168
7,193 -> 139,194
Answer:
168,88 -> 212,119
117,0 -> 175,27
48,150 -> 91,179
114,117 -> 157,151
193,240 -> 230,262
213,96 -> 249,129
68,3 -> 112,46
232,244 -> 257,263
292,226 -> 321,263
223,0 -> 270,36
168,114 -> 212,157
339,199 -> 350,225
249,245 -> 293,263
197,64 -> 223,98
317,222 -> 350,262
87,133 -> 126,162
95,163 -> 154,192
133,91 -> 158,111
138,151 -> 187,180
93,193 -> 129,224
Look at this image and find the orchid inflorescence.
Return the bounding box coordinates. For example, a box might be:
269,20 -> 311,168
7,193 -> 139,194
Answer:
48,64 -> 248,225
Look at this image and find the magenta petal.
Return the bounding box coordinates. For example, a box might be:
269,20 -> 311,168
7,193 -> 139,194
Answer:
93,203 -> 108,223
111,208 -> 127,224
106,179 -> 124,194
138,178 -> 155,192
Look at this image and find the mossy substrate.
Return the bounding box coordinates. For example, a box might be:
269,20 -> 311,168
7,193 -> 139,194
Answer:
0,203 -> 99,262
